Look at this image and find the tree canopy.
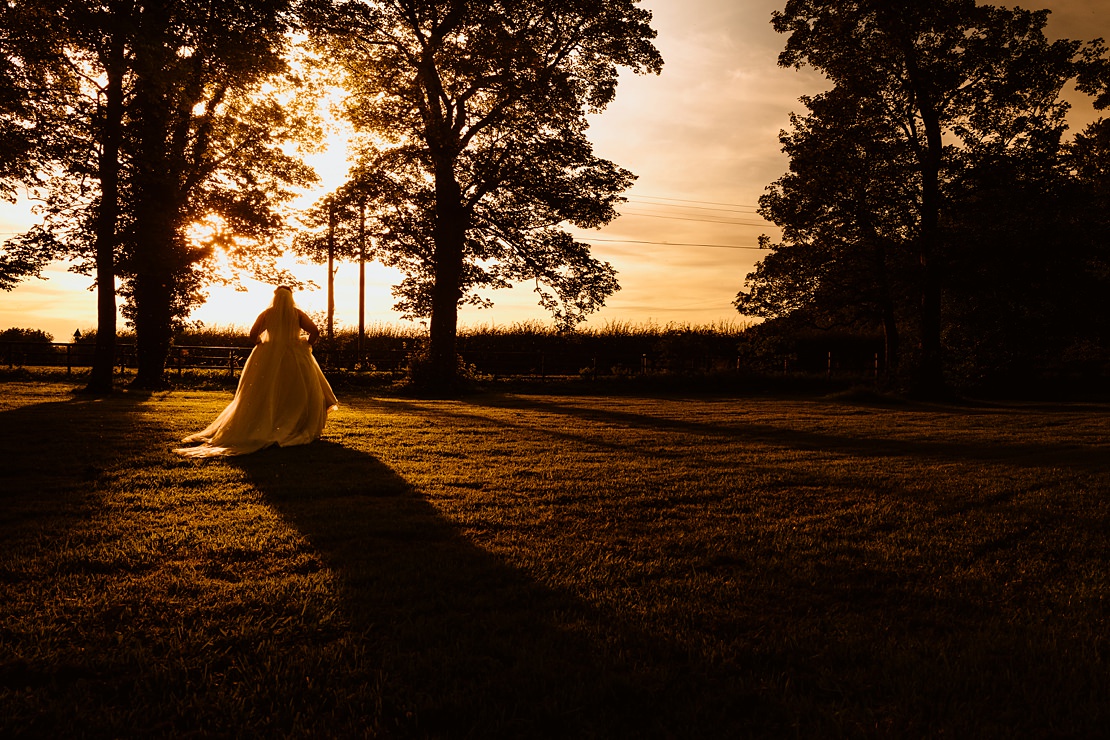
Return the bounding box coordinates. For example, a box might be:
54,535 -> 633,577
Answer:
4,0 -> 664,392
1,0 -> 323,390
738,0 -> 1110,394
0,0 -> 74,290
305,0 -> 662,389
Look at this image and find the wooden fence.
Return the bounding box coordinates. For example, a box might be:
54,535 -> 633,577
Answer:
1,341 -> 884,381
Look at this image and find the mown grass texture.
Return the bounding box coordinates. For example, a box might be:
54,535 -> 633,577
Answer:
1,381 -> 1108,738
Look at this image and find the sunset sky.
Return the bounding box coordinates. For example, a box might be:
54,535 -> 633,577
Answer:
2,0 -> 1108,340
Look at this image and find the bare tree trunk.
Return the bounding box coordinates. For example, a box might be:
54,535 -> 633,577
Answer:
84,35 -> 125,395
900,39 -> 947,398
129,54 -> 178,391
131,265 -> 174,390
914,111 -> 945,398
326,199 -> 335,343
426,157 -> 466,391
357,195 -> 365,364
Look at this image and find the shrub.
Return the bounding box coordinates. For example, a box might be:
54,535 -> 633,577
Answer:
0,327 -> 54,343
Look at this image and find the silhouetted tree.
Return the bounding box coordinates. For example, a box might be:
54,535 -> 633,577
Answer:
293,171 -> 391,351
1067,117 -> 1110,376
0,327 -> 54,343
748,0 -> 1107,395
1,5 -> 35,201
0,0 -> 70,287
336,149 -> 507,326
0,1 -> 130,393
737,87 -> 918,379
120,0 -> 318,389
941,137 -> 1073,387
294,192 -> 363,343
0,0 -> 62,203
304,0 -> 662,390
930,107 -> 1109,392
69,1 -> 134,394
3,0 -> 320,390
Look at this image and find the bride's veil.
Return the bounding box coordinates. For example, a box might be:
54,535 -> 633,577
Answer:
266,286 -> 299,344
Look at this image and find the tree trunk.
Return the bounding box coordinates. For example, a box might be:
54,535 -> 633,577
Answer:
357,195 -> 365,363
900,39 -> 947,398
129,62 -> 178,391
326,200 -> 335,343
427,157 -> 466,391
860,213 -> 900,382
84,37 -> 125,396
915,114 -> 945,397
131,266 -> 174,390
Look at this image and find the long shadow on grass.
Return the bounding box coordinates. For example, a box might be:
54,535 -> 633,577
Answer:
0,391 -> 154,529
458,395 -> 1110,474
231,441 -> 765,737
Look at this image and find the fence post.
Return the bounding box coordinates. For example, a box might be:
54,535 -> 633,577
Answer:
827,351 -> 832,380
66,344 -> 72,376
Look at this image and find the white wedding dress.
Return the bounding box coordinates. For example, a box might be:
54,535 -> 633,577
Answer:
176,292 -> 338,458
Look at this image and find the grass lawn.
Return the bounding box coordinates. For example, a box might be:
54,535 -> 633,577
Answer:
1,380 -> 1108,737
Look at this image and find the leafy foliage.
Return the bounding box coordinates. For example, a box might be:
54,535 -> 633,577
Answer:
0,0 -> 67,202
0,327 -> 54,343
740,1 -> 1110,392
305,0 -> 662,387
1,1 -> 326,388
0,0 -> 78,289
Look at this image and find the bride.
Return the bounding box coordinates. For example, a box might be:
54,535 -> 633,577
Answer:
176,286 -> 338,458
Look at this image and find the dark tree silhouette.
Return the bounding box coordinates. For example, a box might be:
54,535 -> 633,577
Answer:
70,1 -> 132,395
304,0 -> 662,391
737,87 -> 918,378
121,0 -> 316,389
293,173 -> 390,353
0,0 -> 72,288
1064,118 -> 1110,376
0,1 -> 126,394
748,0 -> 1107,395
2,0 -> 321,391
0,2 -> 43,204
294,192 -> 363,344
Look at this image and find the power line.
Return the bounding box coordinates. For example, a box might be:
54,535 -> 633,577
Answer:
626,197 -> 759,215
632,194 -> 761,209
618,210 -> 770,227
584,237 -> 764,250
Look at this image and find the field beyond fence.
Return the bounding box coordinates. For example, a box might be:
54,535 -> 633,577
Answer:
1,319 -> 892,384
2,379 -> 1108,737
